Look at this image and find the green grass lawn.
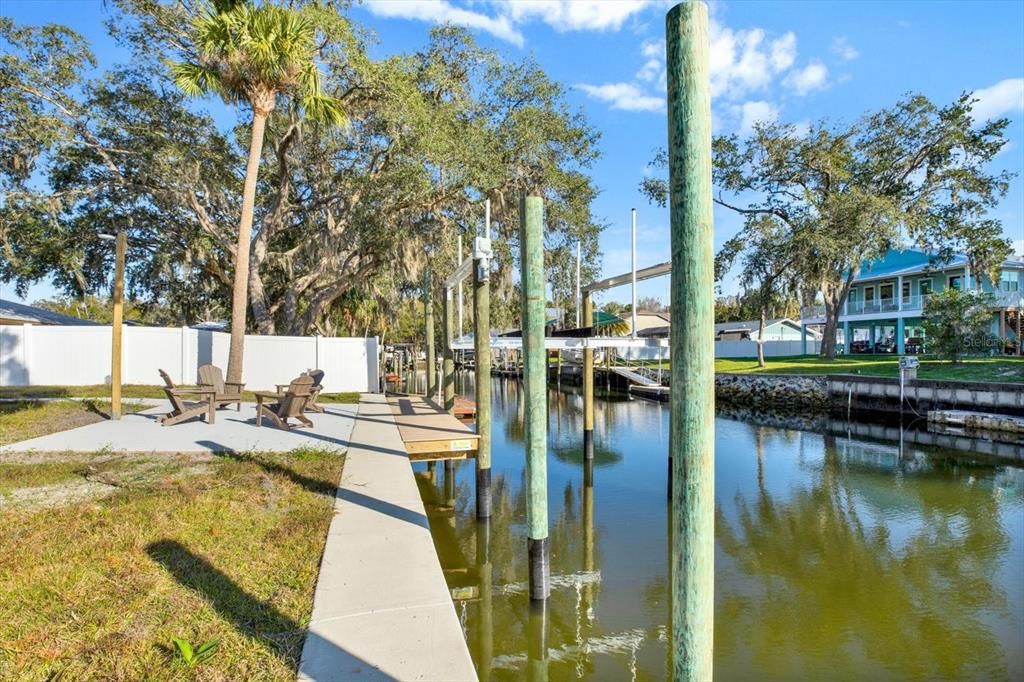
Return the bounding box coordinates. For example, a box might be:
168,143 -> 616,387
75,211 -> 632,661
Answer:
0,400 -> 150,446
0,446 -> 344,680
712,354 -> 1024,383
0,385 -> 361,404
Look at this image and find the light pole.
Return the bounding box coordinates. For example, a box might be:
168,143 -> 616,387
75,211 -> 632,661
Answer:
100,231 -> 127,419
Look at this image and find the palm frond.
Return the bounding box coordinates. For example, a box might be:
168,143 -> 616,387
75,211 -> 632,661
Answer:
170,61 -> 221,98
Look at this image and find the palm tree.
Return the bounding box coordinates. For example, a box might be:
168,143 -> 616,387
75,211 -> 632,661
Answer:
172,1 -> 346,383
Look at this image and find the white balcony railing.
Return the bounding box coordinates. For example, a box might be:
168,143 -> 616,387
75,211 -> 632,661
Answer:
801,291 -> 1023,322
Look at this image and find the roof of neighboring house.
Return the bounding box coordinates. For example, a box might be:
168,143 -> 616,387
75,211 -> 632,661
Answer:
0,299 -> 101,326
853,248 -> 1024,283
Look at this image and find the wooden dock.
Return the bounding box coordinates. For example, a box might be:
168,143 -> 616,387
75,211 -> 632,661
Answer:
388,395 -> 480,461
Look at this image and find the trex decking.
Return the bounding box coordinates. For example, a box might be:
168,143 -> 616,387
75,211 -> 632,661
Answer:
388,395 -> 479,461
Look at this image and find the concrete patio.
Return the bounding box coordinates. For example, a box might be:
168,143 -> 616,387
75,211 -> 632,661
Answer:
0,401 -> 358,454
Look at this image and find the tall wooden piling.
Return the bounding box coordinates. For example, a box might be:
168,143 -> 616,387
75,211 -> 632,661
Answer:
443,286 -> 455,412
110,230 -> 126,419
582,291 -> 595,468
476,519 -> 493,680
521,194 -> 550,601
474,204 -> 493,518
666,2 -> 715,680
425,269 -> 437,400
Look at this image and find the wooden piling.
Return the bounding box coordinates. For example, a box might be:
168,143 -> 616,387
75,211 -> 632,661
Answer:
425,268 -> 437,401
521,194 -> 550,601
474,222 -> 493,518
666,2 -> 715,680
582,292 -> 595,463
110,231 -> 126,420
443,286 -> 455,412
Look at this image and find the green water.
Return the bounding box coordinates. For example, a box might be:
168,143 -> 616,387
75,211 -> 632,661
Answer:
412,377 -> 1024,681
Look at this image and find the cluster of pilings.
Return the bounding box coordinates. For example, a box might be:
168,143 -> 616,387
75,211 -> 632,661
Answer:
414,3 -> 713,679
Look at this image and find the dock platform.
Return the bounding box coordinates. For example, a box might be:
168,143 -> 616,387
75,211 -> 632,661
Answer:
389,395 -> 480,461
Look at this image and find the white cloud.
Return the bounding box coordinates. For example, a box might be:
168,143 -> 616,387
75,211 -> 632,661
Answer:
971,78 -> 1024,122
770,32 -> 797,71
709,22 -> 798,99
575,82 -> 664,112
365,0 -> 524,46
783,61 -> 829,95
831,36 -> 859,61
734,100 -> 780,136
499,0 -> 654,33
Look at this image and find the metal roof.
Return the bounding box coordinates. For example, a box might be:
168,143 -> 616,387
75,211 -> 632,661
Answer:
0,299 -> 101,326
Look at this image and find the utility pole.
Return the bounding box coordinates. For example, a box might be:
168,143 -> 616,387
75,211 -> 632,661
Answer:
475,199 -> 493,518
425,267 -> 436,401
521,194 -> 549,601
110,230 -> 126,419
666,2 -> 715,680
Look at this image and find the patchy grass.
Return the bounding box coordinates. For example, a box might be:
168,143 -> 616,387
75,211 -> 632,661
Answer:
0,400 -> 149,446
0,446 -> 344,680
712,354 -> 1024,383
0,385 -> 362,404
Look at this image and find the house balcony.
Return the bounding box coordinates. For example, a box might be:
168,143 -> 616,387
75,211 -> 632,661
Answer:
801,291 -> 1023,324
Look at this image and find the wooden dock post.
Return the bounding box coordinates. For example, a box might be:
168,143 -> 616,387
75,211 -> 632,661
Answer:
110,230 -> 126,419
474,200 -> 493,518
425,268 -> 437,401
521,193 -> 550,601
476,519 -> 493,680
666,2 -> 715,680
443,285 -> 455,412
582,291 -> 595,471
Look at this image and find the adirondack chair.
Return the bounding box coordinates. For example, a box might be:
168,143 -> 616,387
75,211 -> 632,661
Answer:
197,364 -> 245,410
276,369 -> 325,413
256,374 -> 314,430
157,369 -> 215,426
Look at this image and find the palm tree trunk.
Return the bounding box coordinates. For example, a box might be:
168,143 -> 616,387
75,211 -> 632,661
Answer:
226,109 -> 269,384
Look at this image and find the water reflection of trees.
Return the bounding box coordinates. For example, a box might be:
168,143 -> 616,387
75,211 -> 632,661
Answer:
715,430 -> 1013,681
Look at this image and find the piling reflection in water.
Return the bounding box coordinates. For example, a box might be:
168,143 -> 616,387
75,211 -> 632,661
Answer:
412,372 -> 1024,681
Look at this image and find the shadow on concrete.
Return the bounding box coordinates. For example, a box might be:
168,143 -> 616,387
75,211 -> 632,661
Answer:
337,487 -> 429,529
146,539 -> 392,680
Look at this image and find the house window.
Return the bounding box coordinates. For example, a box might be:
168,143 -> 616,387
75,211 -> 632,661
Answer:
920,280 -> 932,296
948,275 -> 962,290
865,286 -> 875,303
901,281 -> 910,300
880,284 -> 893,301
1001,271 -> 1020,292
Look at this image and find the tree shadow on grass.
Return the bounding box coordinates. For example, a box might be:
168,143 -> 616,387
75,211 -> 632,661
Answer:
146,541 -> 399,680
194,441 -> 338,497
146,539 -> 303,662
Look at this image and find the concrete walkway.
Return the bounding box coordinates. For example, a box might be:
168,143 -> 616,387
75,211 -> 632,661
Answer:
0,402 -> 357,454
298,393 -> 477,681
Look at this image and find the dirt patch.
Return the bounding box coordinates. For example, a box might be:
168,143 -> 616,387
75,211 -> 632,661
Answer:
0,479 -> 119,510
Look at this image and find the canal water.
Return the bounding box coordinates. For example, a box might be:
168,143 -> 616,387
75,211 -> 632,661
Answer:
409,374 -> 1024,681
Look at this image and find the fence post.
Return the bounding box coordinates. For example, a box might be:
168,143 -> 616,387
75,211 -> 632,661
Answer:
521,193 -> 549,601
666,2 -> 715,680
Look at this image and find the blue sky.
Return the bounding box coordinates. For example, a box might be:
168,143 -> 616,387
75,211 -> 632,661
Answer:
3,0 -> 1023,308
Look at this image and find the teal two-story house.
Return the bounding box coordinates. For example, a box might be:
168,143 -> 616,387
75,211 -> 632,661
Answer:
800,248 -> 1024,355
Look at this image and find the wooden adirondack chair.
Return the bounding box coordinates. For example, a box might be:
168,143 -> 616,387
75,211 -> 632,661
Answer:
256,374 -> 314,429
197,364 -> 245,410
276,369 -> 325,413
157,369 -> 215,426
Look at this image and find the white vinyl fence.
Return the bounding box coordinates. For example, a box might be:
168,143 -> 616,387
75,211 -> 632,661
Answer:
0,324 -> 380,392
617,338 -> 820,361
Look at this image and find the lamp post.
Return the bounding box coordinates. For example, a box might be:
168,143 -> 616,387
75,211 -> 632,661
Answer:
99,231 -> 127,420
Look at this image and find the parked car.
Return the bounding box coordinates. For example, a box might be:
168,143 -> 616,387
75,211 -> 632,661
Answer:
850,340 -> 872,354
